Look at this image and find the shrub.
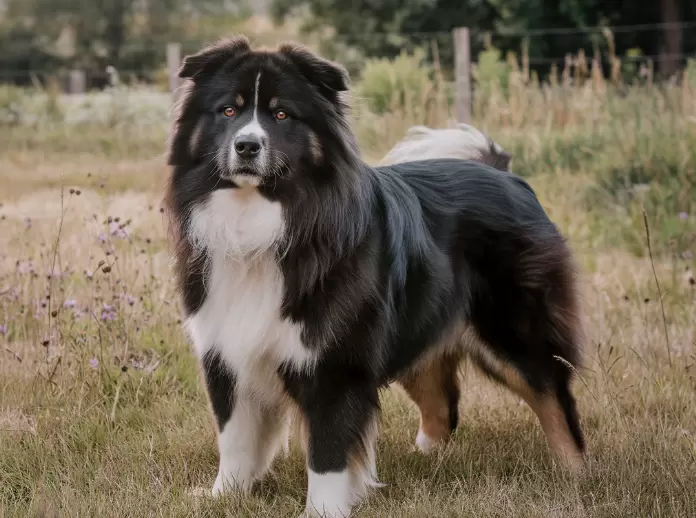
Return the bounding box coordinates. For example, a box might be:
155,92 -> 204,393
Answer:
472,44 -> 512,99
354,48 -> 435,115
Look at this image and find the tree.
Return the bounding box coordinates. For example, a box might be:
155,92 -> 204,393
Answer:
271,0 -> 694,80
0,0 -> 248,86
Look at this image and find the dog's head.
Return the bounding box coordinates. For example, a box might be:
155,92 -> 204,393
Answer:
168,36 -> 357,190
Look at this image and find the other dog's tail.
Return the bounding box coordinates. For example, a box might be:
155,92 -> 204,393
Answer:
378,122 -> 512,171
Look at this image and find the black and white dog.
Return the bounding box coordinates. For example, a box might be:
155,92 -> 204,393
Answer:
165,36 -> 586,517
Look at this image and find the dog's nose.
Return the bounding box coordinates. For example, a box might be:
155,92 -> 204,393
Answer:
234,136 -> 262,159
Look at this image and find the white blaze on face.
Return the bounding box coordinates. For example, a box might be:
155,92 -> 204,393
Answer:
229,71 -> 268,186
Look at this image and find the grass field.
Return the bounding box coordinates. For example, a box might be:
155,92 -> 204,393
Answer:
1,57 -> 695,517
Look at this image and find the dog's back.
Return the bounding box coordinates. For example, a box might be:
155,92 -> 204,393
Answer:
379,122 -> 512,171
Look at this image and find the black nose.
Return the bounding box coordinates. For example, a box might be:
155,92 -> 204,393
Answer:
234,136 -> 262,159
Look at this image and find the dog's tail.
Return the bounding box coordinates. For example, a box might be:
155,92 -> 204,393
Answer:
378,122 -> 512,171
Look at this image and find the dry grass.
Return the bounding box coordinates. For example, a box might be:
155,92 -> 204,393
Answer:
1,58 -> 696,517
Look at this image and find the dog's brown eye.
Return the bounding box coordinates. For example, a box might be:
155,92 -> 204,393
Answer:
222,106 -> 236,118
274,110 -> 288,121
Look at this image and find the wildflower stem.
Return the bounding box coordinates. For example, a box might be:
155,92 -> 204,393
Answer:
110,378 -> 123,423
643,208 -> 672,368
46,186 -> 71,362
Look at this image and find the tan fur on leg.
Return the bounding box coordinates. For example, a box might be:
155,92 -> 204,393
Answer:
527,395 -> 586,472
398,353 -> 461,453
470,348 -> 586,472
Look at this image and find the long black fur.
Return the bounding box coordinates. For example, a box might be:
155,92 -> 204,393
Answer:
165,36 -> 585,504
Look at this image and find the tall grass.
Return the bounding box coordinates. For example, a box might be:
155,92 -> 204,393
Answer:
1,44 -> 694,252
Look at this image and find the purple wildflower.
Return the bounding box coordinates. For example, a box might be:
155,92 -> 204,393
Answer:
678,212 -> 688,221
63,299 -> 77,308
109,221 -> 128,239
98,233 -> 107,244
89,357 -> 99,369
17,261 -> 34,274
123,294 -> 136,306
2,287 -> 19,301
0,324 -> 7,336
24,217 -> 31,229
101,303 -> 117,321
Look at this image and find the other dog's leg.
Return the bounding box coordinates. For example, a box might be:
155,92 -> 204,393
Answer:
397,353 -> 461,453
299,380 -> 380,518
202,350 -> 288,495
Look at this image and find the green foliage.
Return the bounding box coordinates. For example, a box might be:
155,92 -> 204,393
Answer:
472,45 -> 512,98
621,48 -> 644,83
0,0 -> 249,85
355,48 -> 434,114
0,85 -> 63,126
687,58 -> 696,87
272,0 -> 696,80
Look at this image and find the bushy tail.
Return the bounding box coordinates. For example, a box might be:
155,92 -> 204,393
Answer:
379,122 -> 512,171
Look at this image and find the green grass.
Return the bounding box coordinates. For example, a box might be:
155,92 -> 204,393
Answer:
1,66 -> 696,517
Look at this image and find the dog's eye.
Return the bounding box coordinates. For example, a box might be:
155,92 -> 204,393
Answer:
222,106 -> 236,118
274,110 -> 289,121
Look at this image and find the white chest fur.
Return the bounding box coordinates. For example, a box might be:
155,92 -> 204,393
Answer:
184,188 -> 316,403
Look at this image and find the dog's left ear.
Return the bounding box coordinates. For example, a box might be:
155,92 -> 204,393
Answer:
178,36 -> 251,80
278,43 -> 349,97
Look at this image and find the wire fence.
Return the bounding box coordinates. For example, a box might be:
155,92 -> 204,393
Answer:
1,21 -> 695,88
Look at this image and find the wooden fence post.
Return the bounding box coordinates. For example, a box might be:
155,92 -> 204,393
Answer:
68,69 -> 86,94
453,27 -> 472,123
167,42 -> 182,101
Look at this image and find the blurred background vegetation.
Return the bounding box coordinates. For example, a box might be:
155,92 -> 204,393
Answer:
0,0 -> 695,87
0,0 -> 694,258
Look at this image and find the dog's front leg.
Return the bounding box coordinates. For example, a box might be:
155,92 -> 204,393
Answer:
298,379 -> 381,518
202,350 -> 287,496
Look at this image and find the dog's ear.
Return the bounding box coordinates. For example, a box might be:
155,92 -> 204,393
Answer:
178,36 -> 251,80
277,43 -> 349,96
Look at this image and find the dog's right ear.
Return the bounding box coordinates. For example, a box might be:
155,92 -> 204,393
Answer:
178,36 -> 251,80
277,42 -> 349,98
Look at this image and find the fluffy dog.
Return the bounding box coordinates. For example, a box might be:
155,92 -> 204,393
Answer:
165,36 -> 586,518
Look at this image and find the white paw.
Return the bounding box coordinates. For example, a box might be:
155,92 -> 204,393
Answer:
305,469 -> 354,518
415,429 -> 440,454
211,469 -> 253,497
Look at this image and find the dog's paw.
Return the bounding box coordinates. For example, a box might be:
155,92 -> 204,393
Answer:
415,429 -> 441,454
211,470 -> 253,497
